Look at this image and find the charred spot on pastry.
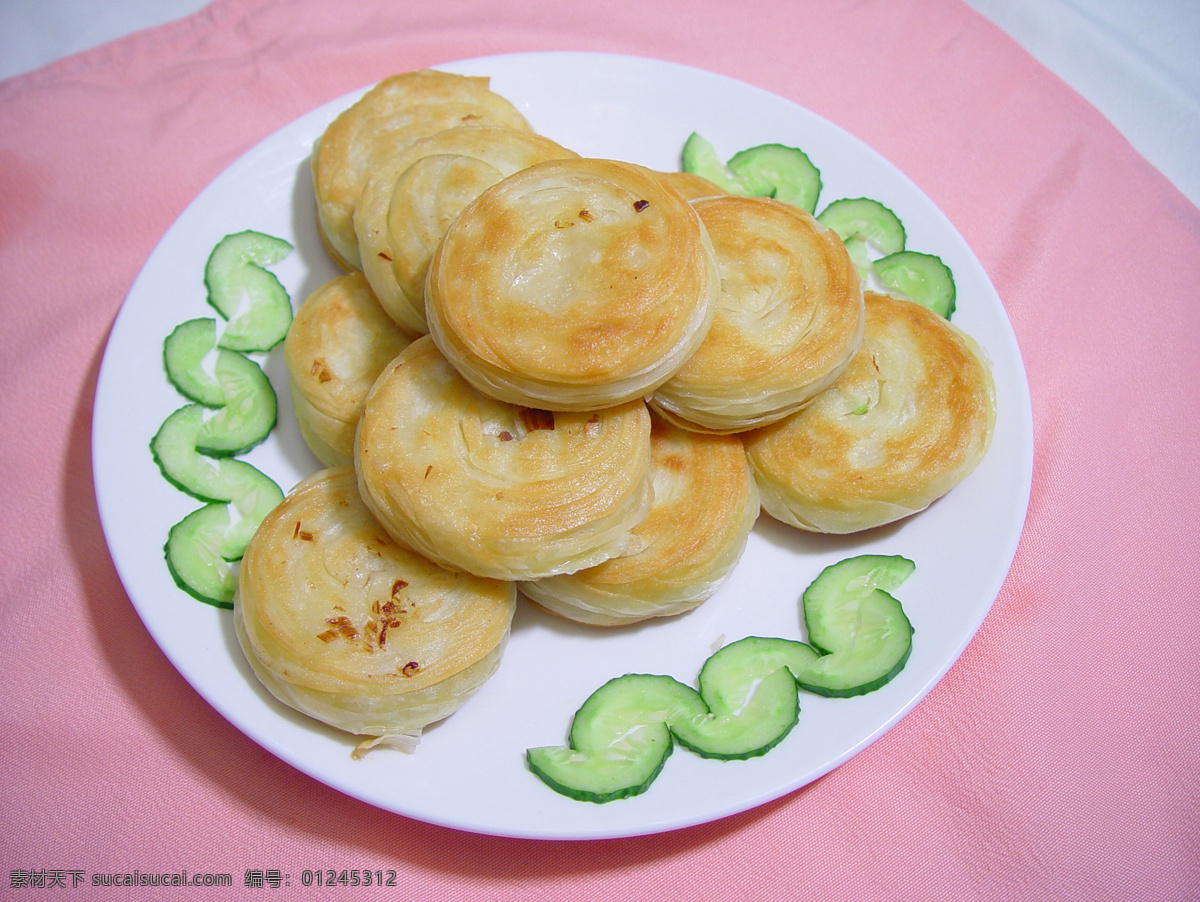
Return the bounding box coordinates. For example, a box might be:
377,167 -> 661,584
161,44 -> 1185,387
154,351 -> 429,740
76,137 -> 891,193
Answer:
519,408 -> 556,432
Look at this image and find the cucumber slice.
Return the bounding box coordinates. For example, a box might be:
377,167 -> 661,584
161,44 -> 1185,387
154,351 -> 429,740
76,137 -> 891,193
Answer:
680,132 -> 747,195
798,555 -> 915,697
165,504 -> 240,608
162,469 -> 283,607
204,230 -> 294,352
528,674 -> 693,803
681,134 -> 822,212
726,143 -> 822,213
151,405 -> 279,501
874,250 -> 956,318
163,317 -> 276,413
526,728 -> 672,804
671,656 -> 799,760
817,197 -> 906,255
220,469 -> 285,552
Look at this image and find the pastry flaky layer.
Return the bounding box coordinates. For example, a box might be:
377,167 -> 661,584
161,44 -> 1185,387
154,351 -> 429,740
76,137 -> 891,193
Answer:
744,291 -> 997,534
655,170 -> 728,201
283,273 -> 413,467
311,69 -> 532,272
353,125 -> 579,335
233,466 -> 517,743
521,416 -> 760,626
355,336 -> 656,581
424,157 -> 721,411
650,195 -> 864,434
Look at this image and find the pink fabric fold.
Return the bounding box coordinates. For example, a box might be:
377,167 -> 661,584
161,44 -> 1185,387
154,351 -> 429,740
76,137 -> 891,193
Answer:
2,0 -> 1198,899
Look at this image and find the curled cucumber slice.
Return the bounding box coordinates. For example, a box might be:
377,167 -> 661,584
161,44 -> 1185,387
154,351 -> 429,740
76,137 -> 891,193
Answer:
797,554 -> 915,697
527,554 -> 916,802
165,505 -> 242,607
680,132 -> 746,195
204,230 -> 294,352
669,661 -> 799,760
527,675 -> 688,803
152,376 -> 275,462
163,317 -> 277,415
726,143 -> 822,213
164,475 -> 283,608
874,250 -> 956,318
681,132 -> 822,213
152,405 -> 277,500
817,197 -> 906,256
154,229 -> 292,607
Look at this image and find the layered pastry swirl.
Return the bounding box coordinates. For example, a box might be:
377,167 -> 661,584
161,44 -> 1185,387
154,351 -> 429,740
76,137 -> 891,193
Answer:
311,69 -> 532,271
354,125 -> 579,335
425,157 -> 720,410
234,466 -> 517,747
521,416 -> 759,626
283,273 -> 414,467
355,336 -> 655,581
744,291 -> 996,533
651,195 -> 863,433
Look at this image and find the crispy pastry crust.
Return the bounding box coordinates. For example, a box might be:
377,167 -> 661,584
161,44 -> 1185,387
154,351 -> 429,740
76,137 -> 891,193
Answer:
355,336 -> 655,580
656,169 -> 728,201
234,466 -> 517,740
283,273 -> 413,467
650,195 -> 864,433
311,69 -> 531,271
744,291 -> 996,533
425,157 -> 720,410
521,416 -> 759,626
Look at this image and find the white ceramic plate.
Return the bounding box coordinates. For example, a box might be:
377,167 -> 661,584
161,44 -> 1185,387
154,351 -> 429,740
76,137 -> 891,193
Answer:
93,51 -> 1033,840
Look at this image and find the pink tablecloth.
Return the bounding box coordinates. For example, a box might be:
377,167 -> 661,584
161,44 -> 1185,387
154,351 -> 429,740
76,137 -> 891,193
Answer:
2,0 -> 1198,898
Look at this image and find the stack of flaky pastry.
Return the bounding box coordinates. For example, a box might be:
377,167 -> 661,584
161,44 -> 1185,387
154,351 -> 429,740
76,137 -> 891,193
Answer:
232,69 -> 997,753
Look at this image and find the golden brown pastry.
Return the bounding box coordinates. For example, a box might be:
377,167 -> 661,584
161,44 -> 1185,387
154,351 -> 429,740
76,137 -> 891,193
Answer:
425,157 -> 720,410
311,69 -> 532,271
283,273 -> 414,467
355,336 -> 655,581
656,169 -> 728,201
650,194 -> 864,433
354,125 -> 578,335
743,291 -> 996,533
234,466 -> 518,751
521,416 -> 759,626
